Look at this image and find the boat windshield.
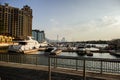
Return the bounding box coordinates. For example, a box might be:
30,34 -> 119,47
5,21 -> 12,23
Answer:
19,42 -> 27,45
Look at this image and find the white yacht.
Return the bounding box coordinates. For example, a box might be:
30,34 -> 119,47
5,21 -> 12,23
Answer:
8,36 -> 45,54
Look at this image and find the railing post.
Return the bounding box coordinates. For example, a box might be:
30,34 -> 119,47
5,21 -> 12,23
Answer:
100,60 -> 103,74
7,54 -> 9,62
48,56 -> 51,80
76,59 -> 78,71
54,56 -> 56,68
36,55 -> 37,65
83,59 -> 86,80
55,57 -> 57,68
20,54 -> 22,64
53,55 -> 57,68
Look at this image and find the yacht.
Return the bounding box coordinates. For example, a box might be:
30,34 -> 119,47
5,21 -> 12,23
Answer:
8,36 -> 45,54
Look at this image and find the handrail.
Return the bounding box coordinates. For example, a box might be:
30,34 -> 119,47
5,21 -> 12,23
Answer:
0,54 -> 119,76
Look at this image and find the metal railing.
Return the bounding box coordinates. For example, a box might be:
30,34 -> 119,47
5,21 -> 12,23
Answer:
0,54 -> 48,65
0,54 -> 120,76
49,55 -> 120,74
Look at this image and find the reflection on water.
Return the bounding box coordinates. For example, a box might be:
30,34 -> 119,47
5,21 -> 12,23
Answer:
8,51 -> 119,59
58,52 -> 119,59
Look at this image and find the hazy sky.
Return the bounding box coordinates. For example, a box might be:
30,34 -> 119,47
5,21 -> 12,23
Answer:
1,0 -> 120,41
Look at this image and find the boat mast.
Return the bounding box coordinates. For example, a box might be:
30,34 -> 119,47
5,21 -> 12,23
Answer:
57,35 -> 59,47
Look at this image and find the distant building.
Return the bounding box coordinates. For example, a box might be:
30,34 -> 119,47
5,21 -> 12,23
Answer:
61,37 -> 66,42
32,30 -> 45,42
0,3 -> 32,39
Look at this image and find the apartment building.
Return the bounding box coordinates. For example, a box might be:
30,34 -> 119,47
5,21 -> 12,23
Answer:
32,30 -> 46,43
0,3 -> 32,39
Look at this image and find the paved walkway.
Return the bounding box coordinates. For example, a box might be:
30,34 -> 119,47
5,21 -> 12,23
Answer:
0,61 -> 120,80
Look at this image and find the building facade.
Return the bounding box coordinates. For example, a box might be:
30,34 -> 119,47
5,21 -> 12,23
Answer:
0,3 -> 32,39
32,30 -> 45,43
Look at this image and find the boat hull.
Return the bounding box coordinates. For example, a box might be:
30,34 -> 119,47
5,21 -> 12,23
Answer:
50,49 -> 62,55
76,50 -> 86,56
8,49 -> 39,54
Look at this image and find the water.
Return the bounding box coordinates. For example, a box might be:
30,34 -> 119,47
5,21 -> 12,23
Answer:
35,51 -> 119,60
58,52 -> 119,59
86,44 -> 108,48
20,50 -> 120,59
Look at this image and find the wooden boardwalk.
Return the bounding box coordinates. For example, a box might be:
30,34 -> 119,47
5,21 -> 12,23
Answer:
0,61 -> 120,80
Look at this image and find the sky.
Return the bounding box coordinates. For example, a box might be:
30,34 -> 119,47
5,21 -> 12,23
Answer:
1,0 -> 120,41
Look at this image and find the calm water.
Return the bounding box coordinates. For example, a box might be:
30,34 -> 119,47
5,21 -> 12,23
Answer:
37,51 -> 119,59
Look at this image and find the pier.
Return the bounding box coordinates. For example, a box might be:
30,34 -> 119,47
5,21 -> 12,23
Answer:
0,54 -> 119,80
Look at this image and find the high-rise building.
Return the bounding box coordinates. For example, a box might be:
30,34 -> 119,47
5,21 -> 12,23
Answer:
32,30 -> 46,43
61,37 -> 66,42
0,3 -> 32,39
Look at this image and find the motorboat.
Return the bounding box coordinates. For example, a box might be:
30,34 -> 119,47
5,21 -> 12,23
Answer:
8,36 -> 41,54
51,48 -> 62,55
76,50 -> 86,56
44,47 -> 62,55
76,49 -> 93,56
86,50 -> 93,56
